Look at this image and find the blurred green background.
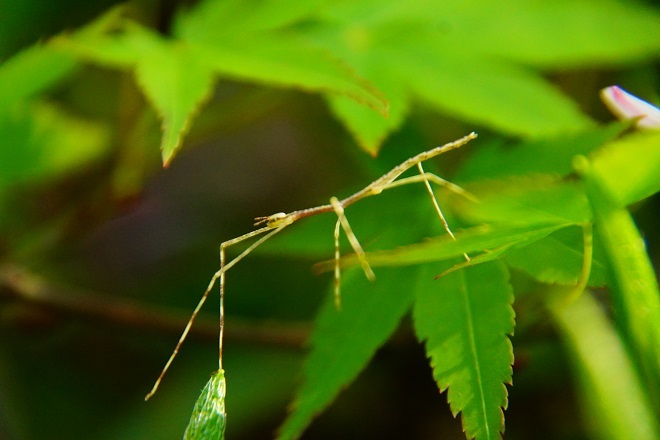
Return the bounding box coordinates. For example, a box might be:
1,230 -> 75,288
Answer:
0,0 -> 658,439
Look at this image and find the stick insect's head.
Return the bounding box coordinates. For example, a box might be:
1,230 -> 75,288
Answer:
254,212 -> 292,228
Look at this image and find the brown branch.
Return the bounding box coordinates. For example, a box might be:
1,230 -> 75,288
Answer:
0,264 -> 309,348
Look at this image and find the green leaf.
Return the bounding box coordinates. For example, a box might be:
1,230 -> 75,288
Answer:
50,6 -> 139,68
459,176 -> 591,226
174,0 -> 331,34
183,369 -> 227,440
550,292 -> 659,440
325,58 -> 409,154
56,5 -> 386,165
504,226 -> 611,287
132,40 -> 215,166
277,266 -> 418,439
0,102 -> 110,188
452,0 -> 660,68
182,33 -> 387,117
297,0 -> 637,150
175,2 -> 388,117
400,46 -> 594,137
589,131 -> 660,207
0,44 -> 77,112
456,123 -> 628,183
575,155 -> 660,409
55,18 -> 216,166
437,244 -> 517,279
326,90 -> 407,155
303,0 -> 659,149
320,223 -> 565,272
414,261 -> 514,440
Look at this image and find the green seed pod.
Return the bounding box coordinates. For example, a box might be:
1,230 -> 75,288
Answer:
183,370 -> 226,440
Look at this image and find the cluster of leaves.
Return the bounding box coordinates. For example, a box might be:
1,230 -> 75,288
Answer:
1,0 -> 659,439
291,125 -> 660,440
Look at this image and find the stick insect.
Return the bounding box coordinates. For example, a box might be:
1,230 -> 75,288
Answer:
145,132 -> 477,400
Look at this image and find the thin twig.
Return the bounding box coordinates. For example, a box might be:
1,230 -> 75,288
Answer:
0,264 -> 309,346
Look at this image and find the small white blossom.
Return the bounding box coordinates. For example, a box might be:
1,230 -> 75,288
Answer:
600,85 -> 660,130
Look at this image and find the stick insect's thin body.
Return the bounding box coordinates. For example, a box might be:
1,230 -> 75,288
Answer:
145,132 -> 477,400
264,132 -> 477,226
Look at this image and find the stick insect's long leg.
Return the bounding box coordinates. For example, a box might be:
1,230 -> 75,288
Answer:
382,172 -> 477,203
329,197 -> 375,308
371,164 -> 471,262
333,217 -> 342,308
416,162 -> 470,262
145,223 -> 288,400
217,222 -> 287,369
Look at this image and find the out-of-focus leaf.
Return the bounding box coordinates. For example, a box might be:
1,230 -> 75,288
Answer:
176,2 -> 388,117
319,223 -> 565,272
448,0 -> 660,67
505,226 -> 610,287
575,155 -> 660,409
132,39 -> 215,166
0,102 -> 110,188
400,45 -> 593,138
50,6 -> 138,68
183,369 -> 226,440
550,292 -> 659,440
325,60 -> 409,154
277,266 -> 418,439
181,34 -> 387,117
174,0 -> 331,34
56,4 -> 388,164
459,177 -> 592,227
456,123 -> 628,183
56,19 -> 216,166
302,0 -> 659,151
326,93 -> 406,155
414,261 -> 514,440
0,44 -> 77,112
589,131 -> 660,207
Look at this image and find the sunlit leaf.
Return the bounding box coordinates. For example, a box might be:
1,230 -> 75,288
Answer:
132,39 -> 215,166
55,4 -> 387,166
176,4 -> 388,117
324,52 -> 410,154
414,261 -> 514,440
449,0 -> 660,67
55,17 -> 216,166
301,0 -> 659,150
174,0 -> 331,34
182,34 -> 387,117
400,45 -> 593,137
326,82 -> 407,155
